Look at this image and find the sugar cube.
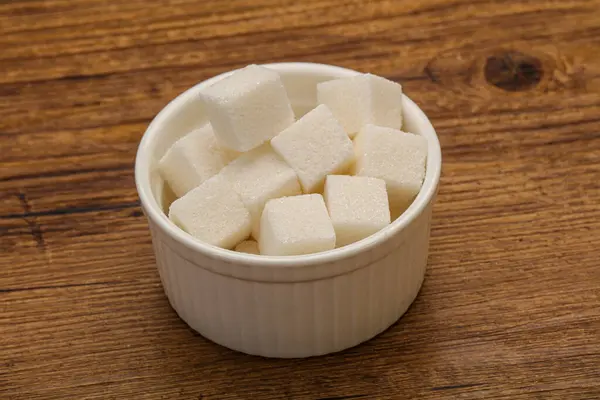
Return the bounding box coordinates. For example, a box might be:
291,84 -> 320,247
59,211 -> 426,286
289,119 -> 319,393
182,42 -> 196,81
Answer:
353,124 -> 428,212
168,175 -> 251,249
259,194 -> 336,256
158,124 -> 238,197
324,175 -> 391,247
234,240 -> 259,255
317,73 -> 403,137
220,144 -> 301,238
199,64 -> 295,152
271,104 -> 354,193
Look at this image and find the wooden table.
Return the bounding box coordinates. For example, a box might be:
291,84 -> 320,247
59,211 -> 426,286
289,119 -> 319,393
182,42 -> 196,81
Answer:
2,0 -> 599,398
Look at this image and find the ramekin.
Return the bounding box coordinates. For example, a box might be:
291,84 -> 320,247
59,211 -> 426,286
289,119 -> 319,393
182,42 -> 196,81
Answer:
135,62 -> 442,358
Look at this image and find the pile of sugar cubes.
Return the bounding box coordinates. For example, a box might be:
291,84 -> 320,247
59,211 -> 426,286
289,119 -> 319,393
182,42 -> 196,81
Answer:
160,65 -> 427,256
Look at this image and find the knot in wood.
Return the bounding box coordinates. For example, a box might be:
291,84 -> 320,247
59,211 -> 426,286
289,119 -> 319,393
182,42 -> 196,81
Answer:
484,51 -> 543,92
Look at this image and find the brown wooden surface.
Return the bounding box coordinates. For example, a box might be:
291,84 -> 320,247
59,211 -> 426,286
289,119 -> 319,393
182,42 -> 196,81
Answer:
2,0 -> 600,398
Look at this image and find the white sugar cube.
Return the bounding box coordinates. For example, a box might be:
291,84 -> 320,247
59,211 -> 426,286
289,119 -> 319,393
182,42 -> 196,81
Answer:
324,175 -> 391,247
271,104 -> 354,193
317,73 -> 403,137
259,194 -> 336,256
354,124 -> 428,212
168,175 -> 251,249
234,240 -> 259,255
220,144 -> 301,238
158,124 -> 238,197
200,64 -> 295,152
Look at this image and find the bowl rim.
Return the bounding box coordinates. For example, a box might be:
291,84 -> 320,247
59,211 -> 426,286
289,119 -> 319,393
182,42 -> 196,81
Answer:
135,62 -> 441,268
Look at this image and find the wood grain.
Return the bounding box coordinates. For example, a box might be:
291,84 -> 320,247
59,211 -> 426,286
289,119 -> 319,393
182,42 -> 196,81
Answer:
1,0 -> 599,398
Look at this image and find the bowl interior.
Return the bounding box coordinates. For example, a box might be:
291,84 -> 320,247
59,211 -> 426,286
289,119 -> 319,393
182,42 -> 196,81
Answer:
135,62 -> 441,265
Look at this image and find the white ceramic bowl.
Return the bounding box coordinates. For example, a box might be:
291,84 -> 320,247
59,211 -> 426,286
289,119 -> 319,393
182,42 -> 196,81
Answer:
135,62 -> 442,358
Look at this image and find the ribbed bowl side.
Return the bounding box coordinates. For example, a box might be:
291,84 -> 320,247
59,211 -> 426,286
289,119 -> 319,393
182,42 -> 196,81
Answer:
146,202 -> 431,358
